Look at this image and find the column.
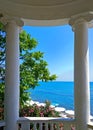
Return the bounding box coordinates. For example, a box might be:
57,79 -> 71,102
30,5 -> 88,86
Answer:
70,17 -> 90,130
4,19 -> 23,130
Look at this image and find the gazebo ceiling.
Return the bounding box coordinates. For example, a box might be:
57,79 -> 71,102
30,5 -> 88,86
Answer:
0,0 -> 93,25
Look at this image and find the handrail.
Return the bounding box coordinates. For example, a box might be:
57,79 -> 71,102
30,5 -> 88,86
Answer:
18,117 -> 75,123
88,122 -> 93,130
0,120 -> 5,128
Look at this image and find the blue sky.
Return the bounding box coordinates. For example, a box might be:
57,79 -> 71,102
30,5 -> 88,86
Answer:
23,25 -> 93,81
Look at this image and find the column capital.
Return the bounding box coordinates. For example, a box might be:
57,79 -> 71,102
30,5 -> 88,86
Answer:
0,14 -> 24,27
69,11 -> 93,29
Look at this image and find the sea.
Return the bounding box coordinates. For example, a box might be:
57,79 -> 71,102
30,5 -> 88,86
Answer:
29,81 -> 93,116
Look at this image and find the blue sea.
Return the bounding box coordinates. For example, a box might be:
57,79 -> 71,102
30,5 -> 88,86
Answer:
29,81 -> 93,115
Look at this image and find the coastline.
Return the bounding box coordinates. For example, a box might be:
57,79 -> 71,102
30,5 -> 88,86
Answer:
26,100 -> 93,120
29,81 -> 93,116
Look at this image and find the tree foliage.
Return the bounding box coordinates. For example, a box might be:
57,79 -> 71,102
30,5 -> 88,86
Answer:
0,23 -> 57,108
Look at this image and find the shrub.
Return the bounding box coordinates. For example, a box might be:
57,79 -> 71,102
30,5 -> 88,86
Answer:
20,101 -> 60,117
0,101 -> 60,120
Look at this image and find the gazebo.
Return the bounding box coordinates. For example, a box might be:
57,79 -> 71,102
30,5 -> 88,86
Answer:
0,0 -> 93,130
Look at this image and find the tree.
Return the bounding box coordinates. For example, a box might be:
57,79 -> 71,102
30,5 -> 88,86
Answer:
0,23 -> 57,108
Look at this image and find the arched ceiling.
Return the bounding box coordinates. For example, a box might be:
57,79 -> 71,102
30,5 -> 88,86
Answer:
6,0 -> 76,6
0,0 -> 93,26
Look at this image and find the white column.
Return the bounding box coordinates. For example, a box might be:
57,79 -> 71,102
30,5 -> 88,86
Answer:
73,19 -> 90,130
5,20 -> 20,130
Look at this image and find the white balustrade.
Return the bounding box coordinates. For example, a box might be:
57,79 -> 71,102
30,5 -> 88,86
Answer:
1,118 -> 93,130
40,122 -> 43,130
88,122 -> 93,130
50,123 -> 53,130
0,120 -> 5,130
17,117 -> 75,130
21,122 -> 30,130
0,120 -> 5,129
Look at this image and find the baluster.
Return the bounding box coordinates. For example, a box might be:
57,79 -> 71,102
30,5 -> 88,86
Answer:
45,122 -> 48,130
50,123 -> 54,130
40,122 -> 42,130
21,122 -> 30,130
33,122 -> 37,130
59,123 -> 64,130
63,123 -> 70,130
71,124 -> 75,130
57,123 -> 60,130
54,123 -> 60,130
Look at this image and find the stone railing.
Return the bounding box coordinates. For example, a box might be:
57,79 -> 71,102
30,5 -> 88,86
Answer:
17,117 -> 75,130
88,122 -> 93,130
0,118 -> 93,130
0,120 -> 5,130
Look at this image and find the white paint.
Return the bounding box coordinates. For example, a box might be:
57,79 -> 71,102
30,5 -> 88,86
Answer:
74,20 -> 90,130
17,117 -> 75,130
1,0 -> 93,25
5,21 -> 20,130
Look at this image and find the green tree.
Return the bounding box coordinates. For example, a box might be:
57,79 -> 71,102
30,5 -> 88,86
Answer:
0,23 -> 57,108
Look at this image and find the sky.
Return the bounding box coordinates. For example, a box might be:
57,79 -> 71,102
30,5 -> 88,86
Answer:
23,25 -> 93,81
